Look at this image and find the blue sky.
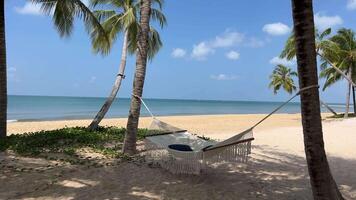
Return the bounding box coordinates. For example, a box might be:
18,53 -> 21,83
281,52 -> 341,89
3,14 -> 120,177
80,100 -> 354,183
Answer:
5,0 -> 356,103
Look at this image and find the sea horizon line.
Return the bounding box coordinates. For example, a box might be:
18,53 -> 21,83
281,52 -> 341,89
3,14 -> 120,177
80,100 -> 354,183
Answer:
7,94 -> 348,105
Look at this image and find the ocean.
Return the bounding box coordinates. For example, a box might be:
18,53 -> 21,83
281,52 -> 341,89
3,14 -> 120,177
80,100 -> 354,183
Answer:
7,95 -> 350,122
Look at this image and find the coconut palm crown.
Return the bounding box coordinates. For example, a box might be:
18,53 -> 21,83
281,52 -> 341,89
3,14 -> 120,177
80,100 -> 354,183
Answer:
280,28 -> 332,60
269,64 -> 298,94
320,28 -> 356,90
90,0 -> 166,58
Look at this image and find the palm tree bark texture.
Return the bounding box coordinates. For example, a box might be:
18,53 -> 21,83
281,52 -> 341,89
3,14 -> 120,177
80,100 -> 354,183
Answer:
291,0 -> 344,199
122,0 -> 152,155
353,86 -> 356,114
0,1 -> 7,138
344,69 -> 352,118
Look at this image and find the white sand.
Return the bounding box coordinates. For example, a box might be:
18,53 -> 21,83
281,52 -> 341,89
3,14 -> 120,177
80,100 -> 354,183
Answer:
1,114 -> 355,199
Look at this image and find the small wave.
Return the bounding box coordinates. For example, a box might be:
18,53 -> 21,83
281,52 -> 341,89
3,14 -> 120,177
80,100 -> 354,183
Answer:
7,119 -> 18,123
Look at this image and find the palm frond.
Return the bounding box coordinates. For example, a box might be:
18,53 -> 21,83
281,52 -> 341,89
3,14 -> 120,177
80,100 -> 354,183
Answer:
147,26 -> 163,60
151,8 -> 167,28
320,28 -> 331,39
93,10 -> 116,22
280,33 -> 296,60
31,0 -> 110,48
91,13 -> 124,55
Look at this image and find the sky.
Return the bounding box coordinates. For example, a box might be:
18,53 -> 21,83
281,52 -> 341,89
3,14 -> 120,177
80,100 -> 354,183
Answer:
5,0 -> 356,103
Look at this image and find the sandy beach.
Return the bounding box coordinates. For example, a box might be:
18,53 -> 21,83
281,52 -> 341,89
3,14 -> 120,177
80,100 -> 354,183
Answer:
8,113 -> 328,135
2,113 -> 356,199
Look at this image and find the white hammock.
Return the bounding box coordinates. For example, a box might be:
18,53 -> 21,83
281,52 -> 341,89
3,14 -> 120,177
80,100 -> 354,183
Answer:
145,119 -> 253,174
135,85 -> 318,174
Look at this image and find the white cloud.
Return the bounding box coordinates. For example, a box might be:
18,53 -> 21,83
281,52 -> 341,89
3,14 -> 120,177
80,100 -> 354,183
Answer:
15,2 -> 43,16
191,30 -> 244,60
171,48 -> 186,58
226,51 -> 240,60
210,74 -> 238,81
89,76 -> 97,83
15,1 -> 90,16
190,29 -> 265,60
211,31 -> 244,48
191,42 -> 215,60
269,57 -> 294,66
314,13 -> 343,30
263,23 -> 291,36
347,0 -> 356,10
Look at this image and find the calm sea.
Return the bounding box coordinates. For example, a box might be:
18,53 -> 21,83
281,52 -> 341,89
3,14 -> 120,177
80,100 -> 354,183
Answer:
7,95 -> 349,122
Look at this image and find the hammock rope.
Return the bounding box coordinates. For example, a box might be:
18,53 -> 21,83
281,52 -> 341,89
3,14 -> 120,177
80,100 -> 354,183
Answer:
134,84 -> 319,130
250,84 -> 319,129
132,94 -> 155,119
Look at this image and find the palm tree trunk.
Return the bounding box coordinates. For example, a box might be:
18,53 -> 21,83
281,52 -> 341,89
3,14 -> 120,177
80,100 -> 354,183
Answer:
320,100 -> 338,116
0,1 -> 7,138
353,86 -> 356,114
317,52 -> 356,87
122,0 -> 151,155
344,71 -> 352,118
291,0 -> 344,199
88,30 -> 129,131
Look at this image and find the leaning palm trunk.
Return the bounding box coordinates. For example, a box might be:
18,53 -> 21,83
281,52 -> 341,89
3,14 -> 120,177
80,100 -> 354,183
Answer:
344,70 -> 352,118
318,52 -> 356,87
122,0 -> 152,155
353,86 -> 356,114
88,31 -> 129,130
0,1 -> 7,138
320,100 -> 338,116
291,0 -> 344,199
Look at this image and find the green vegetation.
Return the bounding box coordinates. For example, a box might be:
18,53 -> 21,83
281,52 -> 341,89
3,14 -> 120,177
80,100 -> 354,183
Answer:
328,113 -> 356,119
0,127 -> 156,159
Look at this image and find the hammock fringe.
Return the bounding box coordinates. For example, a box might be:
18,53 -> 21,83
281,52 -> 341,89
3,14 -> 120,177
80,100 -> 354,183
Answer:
145,138 -> 252,175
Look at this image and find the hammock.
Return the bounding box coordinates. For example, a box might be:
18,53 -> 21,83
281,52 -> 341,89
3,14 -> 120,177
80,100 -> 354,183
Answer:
136,85 -> 318,174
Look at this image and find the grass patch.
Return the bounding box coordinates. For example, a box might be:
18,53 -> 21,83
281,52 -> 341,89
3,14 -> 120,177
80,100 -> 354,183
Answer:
0,126 -> 157,159
328,113 -> 356,119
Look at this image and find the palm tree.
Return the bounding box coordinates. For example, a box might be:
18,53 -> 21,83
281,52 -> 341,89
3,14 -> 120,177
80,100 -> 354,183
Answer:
269,64 -> 298,94
290,0 -> 344,199
281,28 -> 356,88
320,62 -> 355,117
122,0 -> 152,155
88,0 -> 166,130
0,1 -> 7,138
321,28 -> 356,118
353,86 -> 356,114
281,28 -> 331,59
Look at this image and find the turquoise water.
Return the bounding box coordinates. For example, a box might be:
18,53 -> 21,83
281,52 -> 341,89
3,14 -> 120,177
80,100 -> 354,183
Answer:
8,95 -> 349,122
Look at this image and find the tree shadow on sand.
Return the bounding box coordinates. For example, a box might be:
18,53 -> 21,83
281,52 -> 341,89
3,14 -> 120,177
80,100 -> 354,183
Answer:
1,145 -> 355,200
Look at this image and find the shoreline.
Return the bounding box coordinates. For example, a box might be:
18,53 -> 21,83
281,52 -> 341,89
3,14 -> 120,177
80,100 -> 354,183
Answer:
7,112 -> 333,123
8,113 -> 334,135
6,112 -> 305,123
